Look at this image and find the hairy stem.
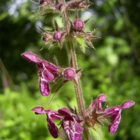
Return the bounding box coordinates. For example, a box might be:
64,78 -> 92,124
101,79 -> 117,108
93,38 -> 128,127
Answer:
68,41 -> 92,140
68,41 -> 85,116
61,3 -> 92,139
62,8 -> 70,34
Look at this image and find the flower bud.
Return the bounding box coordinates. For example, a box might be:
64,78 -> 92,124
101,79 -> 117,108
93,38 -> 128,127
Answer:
63,68 -> 76,80
73,19 -> 84,31
79,2 -> 84,7
40,0 -> 47,5
42,37 -> 48,42
55,3 -> 62,10
53,31 -> 62,41
42,34 -> 52,43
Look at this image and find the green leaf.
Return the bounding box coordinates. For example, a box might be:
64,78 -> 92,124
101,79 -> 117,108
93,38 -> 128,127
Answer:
0,13 -> 8,21
86,41 -> 95,49
48,78 -> 68,106
50,78 -> 65,93
74,37 -> 86,53
89,125 -> 104,140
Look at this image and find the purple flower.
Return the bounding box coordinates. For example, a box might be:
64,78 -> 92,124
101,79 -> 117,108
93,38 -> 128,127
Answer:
21,52 -> 58,96
86,94 -> 106,115
58,108 -> 84,140
32,107 -> 83,140
85,94 -> 108,127
85,94 -> 135,135
32,107 -> 60,138
91,94 -> 106,110
105,101 -> 135,134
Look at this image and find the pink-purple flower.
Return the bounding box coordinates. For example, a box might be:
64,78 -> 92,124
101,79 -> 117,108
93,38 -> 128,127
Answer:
22,52 -> 135,137
105,101 -> 135,134
32,107 -> 83,140
31,94 -> 135,139
21,52 -> 58,96
85,94 -> 135,134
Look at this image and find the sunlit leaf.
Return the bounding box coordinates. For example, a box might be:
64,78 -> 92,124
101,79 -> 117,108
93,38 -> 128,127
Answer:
86,41 -> 95,49
74,37 -> 85,53
89,124 -> 104,140
48,78 -> 68,105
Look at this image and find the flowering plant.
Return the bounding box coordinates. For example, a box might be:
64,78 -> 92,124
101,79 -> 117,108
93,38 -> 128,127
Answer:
22,0 -> 135,140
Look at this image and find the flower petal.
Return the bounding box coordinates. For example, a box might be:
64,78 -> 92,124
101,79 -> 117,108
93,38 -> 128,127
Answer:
31,107 -> 47,114
42,69 -> 54,81
73,132 -> 82,140
47,113 -> 59,138
121,101 -> 135,109
63,120 -> 83,140
97,94 -> 106,110
97,94 -> 106,102
42,60 -> 58,74
73,121 -> 84,133
91,94 -> 106,110
39,78 -> 50,96
62,114 -> 83,140
21,52 -> 41,63
109,110 -> 121,134
62,121 -> 72,139
105,106 -> 121,116
58,108 -> 71,116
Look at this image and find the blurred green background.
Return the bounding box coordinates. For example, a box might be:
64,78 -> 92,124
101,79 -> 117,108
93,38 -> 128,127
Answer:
0,0 -> 140,140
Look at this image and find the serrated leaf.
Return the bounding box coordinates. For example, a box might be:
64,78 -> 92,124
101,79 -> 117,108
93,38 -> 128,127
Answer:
74,37 -> 85,53
29,7 -> 57,21
86,41 -> 95,49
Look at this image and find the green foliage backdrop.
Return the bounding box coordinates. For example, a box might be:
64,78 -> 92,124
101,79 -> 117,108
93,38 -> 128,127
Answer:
0,0 -> 140,139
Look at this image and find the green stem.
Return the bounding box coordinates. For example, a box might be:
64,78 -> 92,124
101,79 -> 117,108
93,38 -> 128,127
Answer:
68,41 -> 85,117
61,3 -> 92,139
68,41 -> 92,140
